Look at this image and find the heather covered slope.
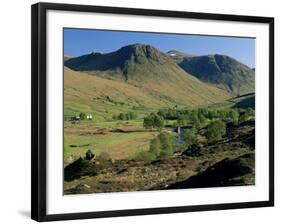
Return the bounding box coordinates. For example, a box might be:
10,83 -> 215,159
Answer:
166,153 -> 255,189
64,118 -> 255,194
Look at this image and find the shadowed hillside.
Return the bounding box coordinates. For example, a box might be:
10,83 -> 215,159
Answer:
166,153 -> 255,189
232,94 -> 255,109
178,54 -> 255,95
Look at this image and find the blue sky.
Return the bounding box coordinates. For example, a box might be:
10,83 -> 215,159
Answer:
64,28 -> 255,68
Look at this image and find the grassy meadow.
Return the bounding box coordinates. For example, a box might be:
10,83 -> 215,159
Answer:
64,89 -> 255,164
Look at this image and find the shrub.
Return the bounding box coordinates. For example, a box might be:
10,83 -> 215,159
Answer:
149,137 -> 161,157
140,132 -> 175,162
158,132 -> 174,158
198,113 -> 207,127
184,128 -> 197,148
177,115 -> 188,126
198,108 -> 209,117
113,112 -> 138,121
207,110 -> 216,120
143,113 -> 164,131
143,116 -> 153,129
239,108 -> 255,123
79,112 -> 86,120
228,109 -> 239,125
190,111 -> 201,129
159,149 -> 174,159
135,151 -> 156,162
206,120 -> 226,143
112,114 -> 118,120
158,132 -> 173,150
118,113 -> 126,120
129,111 -> 137,119
154,115 -> 164,131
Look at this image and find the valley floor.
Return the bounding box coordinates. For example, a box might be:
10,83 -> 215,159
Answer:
64,120 -> 255,194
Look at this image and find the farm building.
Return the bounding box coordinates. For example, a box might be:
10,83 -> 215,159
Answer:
86,114 -> 93,120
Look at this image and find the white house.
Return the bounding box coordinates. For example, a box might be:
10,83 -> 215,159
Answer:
86,114 -> 93,120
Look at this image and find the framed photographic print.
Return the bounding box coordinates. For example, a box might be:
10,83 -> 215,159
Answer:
31,2 -> 274,222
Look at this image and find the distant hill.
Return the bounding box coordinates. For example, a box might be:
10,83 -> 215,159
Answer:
64,44 -> 231,112
178,54 -> 255,96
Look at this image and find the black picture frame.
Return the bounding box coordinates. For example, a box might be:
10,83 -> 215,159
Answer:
31,2 -> 274,222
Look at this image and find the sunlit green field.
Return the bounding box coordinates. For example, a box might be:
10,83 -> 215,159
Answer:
64,92 -> 255,165
64,119 -> 158,162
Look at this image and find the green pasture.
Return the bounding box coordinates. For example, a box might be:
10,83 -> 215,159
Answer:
64,130 -> 157,160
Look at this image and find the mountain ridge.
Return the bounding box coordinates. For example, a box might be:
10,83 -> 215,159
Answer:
64,43 -> 254,108
64,44 -> 231,112
65,43 -> 169,78
166,50 -> 195,63
178,54 -> 255,95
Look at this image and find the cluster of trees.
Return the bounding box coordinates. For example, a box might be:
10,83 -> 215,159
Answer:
136,132 -> 175,162
177,110 -> 208,129
172,107 -> 253,129
112,112 -> 137,121
143,113 -> 164,131
157,108 -> 185,120
144,106 -> 253,143
137,106 -> 254,161
181,119 -> 227,149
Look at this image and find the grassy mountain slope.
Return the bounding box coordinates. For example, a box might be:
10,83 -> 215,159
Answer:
64,64 -> 230,118
65,44 -> 168,77
178,54 -> 255,96
64,44 -> 231,115
64,66 -> 160,118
